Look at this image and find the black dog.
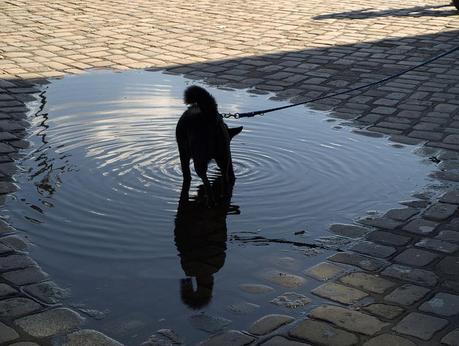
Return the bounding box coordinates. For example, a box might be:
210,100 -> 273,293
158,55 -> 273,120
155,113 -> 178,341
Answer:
176,86 -> 242,197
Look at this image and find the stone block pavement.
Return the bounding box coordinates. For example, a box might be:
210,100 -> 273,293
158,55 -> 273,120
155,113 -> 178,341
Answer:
1,0 -> 459,345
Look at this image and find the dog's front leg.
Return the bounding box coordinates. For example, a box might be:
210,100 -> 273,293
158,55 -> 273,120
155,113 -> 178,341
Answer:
194,161 -> 214,206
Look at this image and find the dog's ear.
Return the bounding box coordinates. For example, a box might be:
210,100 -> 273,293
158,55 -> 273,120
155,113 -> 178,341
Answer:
228,126 -> 243,140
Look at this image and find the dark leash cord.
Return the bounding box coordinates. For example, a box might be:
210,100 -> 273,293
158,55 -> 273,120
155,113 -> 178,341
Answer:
220,45 -> 459,119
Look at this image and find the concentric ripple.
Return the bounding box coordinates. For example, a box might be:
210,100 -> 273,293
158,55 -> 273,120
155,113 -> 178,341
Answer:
5,70 -> 434,264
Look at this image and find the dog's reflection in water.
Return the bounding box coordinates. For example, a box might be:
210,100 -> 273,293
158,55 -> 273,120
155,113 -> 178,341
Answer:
174,177 -> 239,309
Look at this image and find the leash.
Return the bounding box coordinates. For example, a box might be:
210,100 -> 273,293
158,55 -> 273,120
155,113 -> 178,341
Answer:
220,45 -> 459,119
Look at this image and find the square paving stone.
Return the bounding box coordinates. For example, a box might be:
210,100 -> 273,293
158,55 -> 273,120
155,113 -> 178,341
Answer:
309,305 -> 388,336
393,312 -> 448,340
440,190 -> 459,204
0,283 -> 17,297
384,284 -> 430,306
0,297 -> 42,319
358,216 -> 404,230
350,241 -> 396,258
384,208 -> 419,221
0,254 -> 36,272
419,292 -> 459,316
0,321 -> 19,343
248,314 -> 294,335
328,252 -> 389,271
328,223 -> 371,238
366,230 -> 411,246
23,281 -> 70,304
362,304 -> 404,319
437,256 -> 459,275
363,334 -> 416,346
311,282 -> 368,304
441,329 -> 459,346
339,272 -> 396,294
423,203 -> 457,221
416,238 -> 458,253
394,248 -> 439,267
304,262 -> 347,281
3,266 -> 49,285
289,319 -> 358,346
198,330 -> 255,346
63,329 -> 123,346
15,308 -> 84,338
261,336 -> 311,346
402,219 -> 439,235
381,264 -> 438,287
436,230 -> 459,243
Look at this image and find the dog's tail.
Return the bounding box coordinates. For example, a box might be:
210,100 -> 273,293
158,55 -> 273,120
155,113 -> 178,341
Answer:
184,86 -> 218,117
228,126 -> 243,140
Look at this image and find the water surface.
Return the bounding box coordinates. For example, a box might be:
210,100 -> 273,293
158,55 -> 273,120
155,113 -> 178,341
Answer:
5,70 -> 433,344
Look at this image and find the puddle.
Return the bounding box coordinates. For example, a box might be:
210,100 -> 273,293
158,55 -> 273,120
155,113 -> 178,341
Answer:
4,70 -> 434,343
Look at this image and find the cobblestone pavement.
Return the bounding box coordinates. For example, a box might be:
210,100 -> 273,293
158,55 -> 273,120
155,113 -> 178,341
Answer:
1,0 -> 459,345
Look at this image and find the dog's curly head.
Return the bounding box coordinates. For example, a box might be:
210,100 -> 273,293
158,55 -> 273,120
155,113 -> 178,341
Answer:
183,85 -> 212,105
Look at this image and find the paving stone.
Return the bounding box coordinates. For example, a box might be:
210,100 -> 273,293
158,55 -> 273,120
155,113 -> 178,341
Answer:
441,329 -> 459,346
366,230 -> 411,246
363,334 -> 416,346
437,256 -> 459,275
261,336 -> 311,346
381,264 -> 438,286
23,281 -> 70,304
141,328 -> 184,346
393,312 -> 448,340
436,230 -> 459,243
8,342 -> 40,346
402,219 -> 439,235
350,241 -> 396,258
328,252 -> 389,271
394,248 -> 439,267
198,330 -> 255,346
0,297 -> 42,318
328,223 -> 370,238
340,272 -> 396,294
189,313 -> 232,333
262,270 -> 306,288
226,302 -> 260,315
15,308 -> 84,338
3,266 -> 49,285
444,134 -> 459,145
384,284 -> 430,306
311,282 -> 368,304
423,203 -> 457,221
440,190 -> 459,204
357,216 -> 404,230
289,319 -> 358,346
416,238 -> 458,254
0,283 -> 17,297
64,329 -> 123,346
0,235 -> 28,251
362,304 -> 404,319
270,292 -> 311,308
0,254 -> 36,272
419,292 -> 459,316
239,284 -> 274,294
384,208 -> 418,221
309,305 -> 388,336
248,314 -> 294,335
0,321 -> 19,343
304,262 -> 347,281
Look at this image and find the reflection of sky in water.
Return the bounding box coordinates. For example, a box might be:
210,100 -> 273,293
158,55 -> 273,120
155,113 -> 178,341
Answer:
5,70 -> 435,344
